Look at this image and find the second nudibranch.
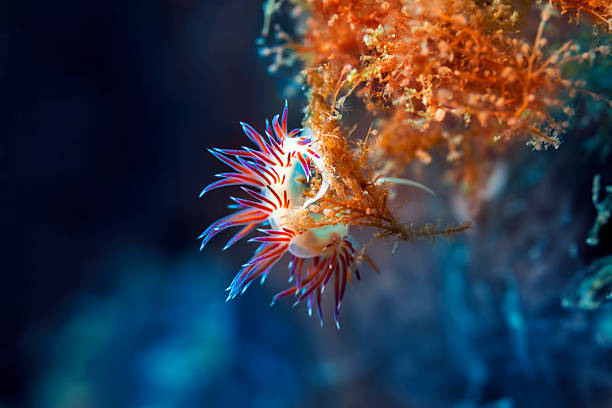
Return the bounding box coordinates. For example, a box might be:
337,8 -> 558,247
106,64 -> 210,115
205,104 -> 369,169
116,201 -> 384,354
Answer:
199,102 -> 357,328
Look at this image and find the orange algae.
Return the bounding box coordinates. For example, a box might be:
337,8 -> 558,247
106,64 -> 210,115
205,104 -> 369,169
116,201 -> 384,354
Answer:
273,0 -> 611,202
549,0 -> 612,31
298,63 -> 471,246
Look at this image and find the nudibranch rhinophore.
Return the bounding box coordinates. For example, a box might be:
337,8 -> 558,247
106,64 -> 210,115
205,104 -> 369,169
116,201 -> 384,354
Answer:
199,103 -> 357,328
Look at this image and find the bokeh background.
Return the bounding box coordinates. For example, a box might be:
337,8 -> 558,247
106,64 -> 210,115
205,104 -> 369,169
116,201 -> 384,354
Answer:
3,1 -> 612,407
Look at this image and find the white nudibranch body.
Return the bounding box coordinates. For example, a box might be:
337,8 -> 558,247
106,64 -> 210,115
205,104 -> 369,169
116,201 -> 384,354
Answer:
265,138 -> 349,260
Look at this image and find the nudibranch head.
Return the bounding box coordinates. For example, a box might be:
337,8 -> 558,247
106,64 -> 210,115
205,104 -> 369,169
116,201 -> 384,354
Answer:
199,102 -> 358,328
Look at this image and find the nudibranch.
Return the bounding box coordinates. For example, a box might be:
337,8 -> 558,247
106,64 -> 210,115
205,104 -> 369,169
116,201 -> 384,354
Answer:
199,102 -> 357,328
